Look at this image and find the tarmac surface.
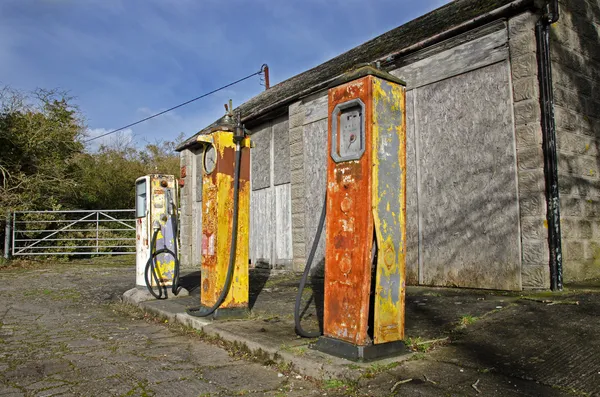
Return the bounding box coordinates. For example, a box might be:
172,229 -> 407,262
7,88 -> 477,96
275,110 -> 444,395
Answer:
1,257 -> 600,396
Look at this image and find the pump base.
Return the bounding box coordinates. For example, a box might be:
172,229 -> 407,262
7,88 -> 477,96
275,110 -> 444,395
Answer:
191,305 -> 249,320
124,286 -> 189,304
311,336 -> 408,362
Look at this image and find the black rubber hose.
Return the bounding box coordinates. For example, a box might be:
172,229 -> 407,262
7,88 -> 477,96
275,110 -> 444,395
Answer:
294,197 -> 327,338
145,226 -> 180,299
144,189 -> 181,299
168,190 -> 181,296
145,227 -> 164,299
186,141 -> 242,318
294,198 -> 378,338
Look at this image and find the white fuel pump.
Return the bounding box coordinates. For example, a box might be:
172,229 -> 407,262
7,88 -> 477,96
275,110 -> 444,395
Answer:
135,174 -> 180,299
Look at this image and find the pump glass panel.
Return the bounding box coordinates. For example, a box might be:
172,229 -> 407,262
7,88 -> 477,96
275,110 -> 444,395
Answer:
339,106 -> 363,158
330,99 -> 366,163
135,179 -> 147,218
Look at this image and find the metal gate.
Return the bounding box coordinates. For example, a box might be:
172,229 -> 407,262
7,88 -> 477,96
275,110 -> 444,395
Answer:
9,209 -> 136,256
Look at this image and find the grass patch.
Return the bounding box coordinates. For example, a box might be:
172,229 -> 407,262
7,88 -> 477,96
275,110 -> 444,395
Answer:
319,378 -> 360,396
458,314 -> 478,327
23,288 -> 81,302
362,361 -> 401,378
0,258 -> 50,271
324,379 -> 346,389
519,296 -> 580,305
0,255 -> 135,273
404,336 -> 449,353
407,352 -> 427,361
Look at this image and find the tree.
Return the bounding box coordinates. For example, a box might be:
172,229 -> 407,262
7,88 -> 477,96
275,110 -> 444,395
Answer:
72,135 -> 183,210
1,85 -> 183,215
0,87 -> 85,216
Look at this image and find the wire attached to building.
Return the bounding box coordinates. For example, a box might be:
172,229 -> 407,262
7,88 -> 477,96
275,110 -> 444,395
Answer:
84,65 -> 268,143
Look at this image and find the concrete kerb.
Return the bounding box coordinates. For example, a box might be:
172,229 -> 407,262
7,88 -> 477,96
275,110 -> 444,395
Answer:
122,287 -> 189,305
121,291 -> 414,381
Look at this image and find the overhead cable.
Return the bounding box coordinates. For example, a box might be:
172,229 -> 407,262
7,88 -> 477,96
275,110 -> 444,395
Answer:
84,66 -> 267,143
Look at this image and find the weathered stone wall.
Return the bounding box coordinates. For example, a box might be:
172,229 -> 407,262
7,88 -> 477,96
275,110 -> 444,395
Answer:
179,148 -> 196,269
289,101 -> 307,271
508,11 -> 550,289
180,6 -> 600,287
551,0 -> 600,281
288,21 -> 525,290
289,93 -> 329,273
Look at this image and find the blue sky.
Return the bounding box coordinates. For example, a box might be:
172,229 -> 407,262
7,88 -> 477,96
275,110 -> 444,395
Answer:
0,0 -> 449,150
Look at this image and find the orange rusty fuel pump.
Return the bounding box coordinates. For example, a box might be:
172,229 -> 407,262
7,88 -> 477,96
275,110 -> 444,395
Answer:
307,66 -> 407,360
186,109 -> 251,319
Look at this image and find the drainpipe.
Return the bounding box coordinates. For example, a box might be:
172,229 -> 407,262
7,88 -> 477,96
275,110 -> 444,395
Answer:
535,0 -> 562,290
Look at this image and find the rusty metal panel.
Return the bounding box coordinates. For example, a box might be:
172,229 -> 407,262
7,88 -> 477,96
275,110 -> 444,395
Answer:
324,76 -> 374,346
201,131 -> 250,308
371,77 -> 406,344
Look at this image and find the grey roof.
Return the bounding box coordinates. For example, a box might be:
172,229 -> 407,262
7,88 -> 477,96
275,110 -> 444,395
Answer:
178,0 -> 534,151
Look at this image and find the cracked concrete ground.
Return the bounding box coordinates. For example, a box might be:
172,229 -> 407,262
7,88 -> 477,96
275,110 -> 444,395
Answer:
0,259 -> 321,397
2,257 -> 600,397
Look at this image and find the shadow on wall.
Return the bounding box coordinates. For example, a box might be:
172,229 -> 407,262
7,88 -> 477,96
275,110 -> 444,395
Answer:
413,164 -> 526,290
445,6 -> 600,395
551,0 -> 600,281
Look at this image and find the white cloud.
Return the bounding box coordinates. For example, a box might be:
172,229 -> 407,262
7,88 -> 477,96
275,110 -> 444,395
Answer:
85,127 -> 134,152
3,0 -> 453,155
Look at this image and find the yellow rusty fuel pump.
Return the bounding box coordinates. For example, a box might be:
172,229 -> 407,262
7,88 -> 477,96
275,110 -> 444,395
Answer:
296,66 -> 407,361
135,174 -> 181,299
186,110 -> 251,319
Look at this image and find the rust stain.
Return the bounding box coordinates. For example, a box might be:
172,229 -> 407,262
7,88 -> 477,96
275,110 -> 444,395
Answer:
200,130 -> 250,309
324,76 -> 374,346
324,74 -> 407,347
147,175 -> 177,287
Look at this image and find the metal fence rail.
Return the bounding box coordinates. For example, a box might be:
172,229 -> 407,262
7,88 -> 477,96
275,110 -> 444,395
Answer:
10,209 -> 136,256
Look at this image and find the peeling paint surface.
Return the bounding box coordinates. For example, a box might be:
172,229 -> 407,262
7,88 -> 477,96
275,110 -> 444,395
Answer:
372,78 -> 406,344
324,77 -> 373,346
201,131 -> 250,309
136,175 -> 177,287
324,74 -> 406,346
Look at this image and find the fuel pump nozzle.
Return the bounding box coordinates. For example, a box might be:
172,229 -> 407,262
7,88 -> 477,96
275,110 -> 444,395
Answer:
233,111 -> 245,144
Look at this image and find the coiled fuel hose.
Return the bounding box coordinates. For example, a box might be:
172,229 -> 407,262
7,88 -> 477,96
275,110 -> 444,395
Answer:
144,189 -> 181,299
186,130 -> 244,318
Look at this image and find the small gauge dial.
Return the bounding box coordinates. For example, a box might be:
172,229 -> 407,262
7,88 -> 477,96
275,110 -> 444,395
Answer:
204,144 -> 217,174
